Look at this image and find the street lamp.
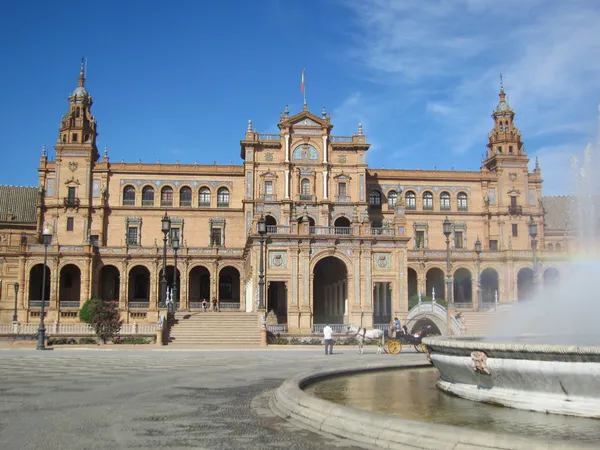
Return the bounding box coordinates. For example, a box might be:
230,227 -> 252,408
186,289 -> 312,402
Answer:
37,228 -> 52,350
171,232 -> 179,310
257,215 -> 267,310
12,282 -> 19,323
474,236 -> 482,310
160,213 -> 171,308
528,216 -> 538,287
442,217 -> 453,307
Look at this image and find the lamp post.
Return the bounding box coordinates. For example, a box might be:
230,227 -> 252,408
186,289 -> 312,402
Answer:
37,228 -> 52,350
528,216 -> 538,289
171,232 -> 179,310
442,217 -> 453,307
257,215 -> 267,310
474,236 -> 482,310
160,213 -> 171,308
12,282 -> 19,323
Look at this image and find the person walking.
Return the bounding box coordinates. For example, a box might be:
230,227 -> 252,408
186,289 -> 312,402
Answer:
212,298 -> 218,312
323,324 -> 334,355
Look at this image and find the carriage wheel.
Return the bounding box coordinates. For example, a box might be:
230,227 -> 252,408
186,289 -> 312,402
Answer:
414,344 -> 424,353
388,340 -> 402,354
383,340 -> 391,354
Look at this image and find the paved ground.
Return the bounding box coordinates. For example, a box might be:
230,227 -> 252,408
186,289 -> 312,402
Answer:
0,346 -> 426,450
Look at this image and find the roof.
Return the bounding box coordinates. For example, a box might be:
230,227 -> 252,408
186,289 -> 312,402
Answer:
0,185 -> 38,223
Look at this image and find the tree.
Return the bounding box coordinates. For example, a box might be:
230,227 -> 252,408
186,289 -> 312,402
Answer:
79,298 -> 102,324
81,299 -> 122,343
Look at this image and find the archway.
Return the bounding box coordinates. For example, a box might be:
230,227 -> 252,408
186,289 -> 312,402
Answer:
543,267 -> 560,288
265,215 -> 277,226
166,266 -> 181,303
59,264 -> 81,306
334,216 -> 351,228
99,265 -> 120,301
219,266 -> 241,306
425,268 -> 445,302
480,268 -> 499,304
128,265 -> 150,304
453,268 -> 472,305
409,317 -> 442,335
28,264 -> 50,306
298,215 -> 315,226
189,266 -> 211,305
267,281 -> 288,323
517,267 -> 534,301
407,267 -> 418,304
313,256 -> 348,324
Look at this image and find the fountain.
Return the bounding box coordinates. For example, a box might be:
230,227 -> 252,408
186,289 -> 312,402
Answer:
423,106 -> 600,418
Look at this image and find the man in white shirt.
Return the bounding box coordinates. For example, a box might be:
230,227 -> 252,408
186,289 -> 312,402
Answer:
323,324 -> 334,355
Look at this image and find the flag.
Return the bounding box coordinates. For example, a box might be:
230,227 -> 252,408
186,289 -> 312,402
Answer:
301,68 -> 305,93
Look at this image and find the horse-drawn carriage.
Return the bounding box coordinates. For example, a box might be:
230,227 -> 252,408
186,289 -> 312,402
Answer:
384,325 -> 437,354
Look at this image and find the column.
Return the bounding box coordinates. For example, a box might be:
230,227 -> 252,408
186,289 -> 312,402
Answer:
285,134 -> 290,163
51,256 -> 59,311
211,261 -> 219,302
323,171 -> 328,199
322,135 -> 328,164
119,259 -> 128,311
149,261 -> 158,310
285,169 -> 290,199
181,260 -> 189,311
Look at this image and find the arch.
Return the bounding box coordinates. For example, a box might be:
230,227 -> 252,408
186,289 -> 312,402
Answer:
265,215 -> 277,226
59,264 -> 81,306
142,186 -> 155,206
217,187 -> 230,207
387,190 -> 398,208
480,268 -> 499,304
517,267 -> 534,301
198,186 -> 211,207
219,266 -> 240,303
555,243 -> 562,251
99,265 -> 120,301
292,143 -> 319,161
422,191 -> 434,210
369,190 -> 382,208
179,186 -> 192,207
334,216 -> 351,228
425,267 -> 445,301
453,268 -> 472,304
123,185 -> 136,206
298,215 -> 315,227
409,317 -> 443,336
164,265 -> 182,302
28,263 -> 51,304
128,265 -> 150,303
440,191 -> 451,210
313,256 -> 348,324
189,265 -> 211,303
407,267 -> 418,300
457,192 -> 468,211
160,186 -> 174,207
543,267 -> 560,287
405,191 -> 416,209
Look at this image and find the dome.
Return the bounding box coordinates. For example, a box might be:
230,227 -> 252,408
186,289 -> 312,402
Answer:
495,100 -> 512,113
71,86 -> 89,97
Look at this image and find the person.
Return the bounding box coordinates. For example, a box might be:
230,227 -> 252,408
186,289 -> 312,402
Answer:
212,298 -> 218,312
393,317 -> 402,340
323,324 -> 334,355
202,298 -> 208,311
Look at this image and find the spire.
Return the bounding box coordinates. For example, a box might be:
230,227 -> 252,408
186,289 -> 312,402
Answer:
247,120 -> 252,132
535,156 -> 540,171
322,106 -> 327,118
42,144 -> 47,157
495,74 -> 512,114
500,73 -> 504,94
104,145 -> 108,159
358,123 -> 363,136
284,105 -> 289,117
78,57 -> 86,88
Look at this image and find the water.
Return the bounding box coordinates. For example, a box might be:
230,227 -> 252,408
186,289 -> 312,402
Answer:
305,368 -> 600,444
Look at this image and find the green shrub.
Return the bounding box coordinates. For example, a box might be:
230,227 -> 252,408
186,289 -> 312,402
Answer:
408,294 -> 448,309
114,336 -> 154,345
78,337 -> 97,344
79,298 -> 103,324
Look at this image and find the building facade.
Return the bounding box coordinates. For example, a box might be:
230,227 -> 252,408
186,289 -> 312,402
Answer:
0,64 -> 570,332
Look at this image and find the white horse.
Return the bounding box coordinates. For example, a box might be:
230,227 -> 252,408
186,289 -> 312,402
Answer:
346,324 -> 385,354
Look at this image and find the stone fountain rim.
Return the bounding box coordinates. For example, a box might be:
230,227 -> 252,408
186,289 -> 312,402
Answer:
422,334 -> 600,355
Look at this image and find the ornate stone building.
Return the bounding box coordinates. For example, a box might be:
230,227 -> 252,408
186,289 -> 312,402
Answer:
0,64 -> 570,333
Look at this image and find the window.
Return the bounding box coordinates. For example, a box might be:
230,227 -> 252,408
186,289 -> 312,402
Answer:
498,146 -> 503,154
300,179 -> 311,201
529,189 -> 536,206
512,224 -> 518,237
72,133 -> 78,143
415,231 -> 425,249
123,185 -> 136,206
387,190 -> 398,208
440,192 -> 451,210
423,192 -> 433,210
66,217 -> 74,231
457,193 -> 468,211
509,146 -> 513,154
161,186 -> 173,207
489,240 -> 498,251
369,190 -> 382,209
211,228 -> 222,246
547,243 -> 554,250
199,187 -> 211,207
142,186 -> 155,206
68,187 -> 76,202
217,187 -> 230,207
75,107 -> 80,118
556,243 -> 562,251
264,181 -> 273,195
127,226 -> 139,246
179,187 -> 192,207
338,182 -> 347,197
405,191 -> 416,210
454,231 -> 463,249
90,235 -> 99,247
489,188 -> 496,205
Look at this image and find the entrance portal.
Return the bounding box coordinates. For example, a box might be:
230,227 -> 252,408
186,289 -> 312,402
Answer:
313,256 -> 347,324
267,281 -> 287,324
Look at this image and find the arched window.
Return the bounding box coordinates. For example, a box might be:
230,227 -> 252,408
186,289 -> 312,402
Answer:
423,191 -> 433,210
555,243 -> 562,251
547,243 -> 554,250
142,186 -> 154,206
179,187 -> 192,207
217,187 -> 230,207
75,107 -> 81,118
405,191 -> 416,210
123,185 -> 136,206
387,190 -> 398,208
161,186 -> 173,207
457,192 -> 468,211
300,179 -> 311,201
440,192 -> 451,210
198,187 -> 211,207
369,190 -> 382,209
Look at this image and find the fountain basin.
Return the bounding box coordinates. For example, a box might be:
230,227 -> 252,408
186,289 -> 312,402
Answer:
422,335 -> 600,418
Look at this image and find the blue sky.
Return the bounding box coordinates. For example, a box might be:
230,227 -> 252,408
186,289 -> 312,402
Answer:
1,0 -> 599,195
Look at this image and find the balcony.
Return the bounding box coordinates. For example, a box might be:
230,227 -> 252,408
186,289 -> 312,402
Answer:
336,196 -> 351,203
179,200 -> 192,207
267,225 -> 290,234
508,205 -> 523,215
369,203 -> 382,210
297,194 -> 316,202
370,227 -> 395,236
217,202 -> 230,208
60,301 -> 80,308
63,197 -> 80,208
262,194 -> 277,201
142,199 -> 154,207
458,205 -> 469,212
198,200 -> 211,207
160,200 -> 173,207
310,226 -> 352,236
406,204 -> 416,210
123,199 -> 135,206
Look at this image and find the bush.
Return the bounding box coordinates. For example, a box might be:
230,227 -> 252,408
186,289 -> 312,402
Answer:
78,337 -> 98,344
409,294 -> 448,309
88,299 -> 123,344
113,337 -> 154,345
79,298 -> 103,324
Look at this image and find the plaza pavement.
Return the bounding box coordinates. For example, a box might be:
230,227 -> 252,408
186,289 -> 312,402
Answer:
0,346 -> 427,449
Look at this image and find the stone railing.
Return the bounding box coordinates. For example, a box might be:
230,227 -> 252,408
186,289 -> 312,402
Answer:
257,134 -> 280,141
28,300 -> 50,308
370,227 -> 395,236
220,302 -> 240,309
312,324 -> 347,334
0,322 -> 156,336
59,301 -> 80,308
267,324 -> 288,333
330,136 -> 353,143
310,226 -> 352,236
129,302 -> 150,309
267,225 -> 290,234
453,302 -> 474,309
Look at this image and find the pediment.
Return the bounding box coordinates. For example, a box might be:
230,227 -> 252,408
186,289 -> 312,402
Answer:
507,188 -> 521,196
260,170 -> 278,179
333,172 -> 351,180
293,117 -> 320,127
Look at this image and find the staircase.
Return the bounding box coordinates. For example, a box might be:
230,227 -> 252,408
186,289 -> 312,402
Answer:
460,311 -> 508,335
166,311 -> 261,346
